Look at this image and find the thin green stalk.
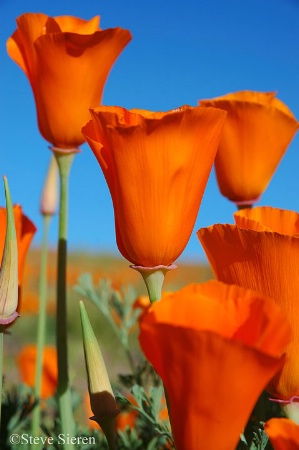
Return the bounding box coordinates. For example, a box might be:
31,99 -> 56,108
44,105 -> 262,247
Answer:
130,264 -> 177,303
53,148 -> 77,449
31,214 -> 51,436
0,328 -> 3,430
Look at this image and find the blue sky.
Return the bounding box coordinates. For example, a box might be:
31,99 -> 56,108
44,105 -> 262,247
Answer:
0,0 -> 299,264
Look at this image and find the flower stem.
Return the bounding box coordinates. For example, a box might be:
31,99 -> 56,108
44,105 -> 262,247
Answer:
31,214 -> 51,436
53,148 -> 78,448
130,264 -> 177,302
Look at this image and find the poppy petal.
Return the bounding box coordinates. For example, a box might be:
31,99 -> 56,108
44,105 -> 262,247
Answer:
83,105 -> 226,266
200,91 -> 299,203
197,207 -> 299,399
264,418 -> 299,450
139,281 -> 290,450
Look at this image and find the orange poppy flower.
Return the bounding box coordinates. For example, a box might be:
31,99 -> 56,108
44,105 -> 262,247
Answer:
199,91 -> 299,206
7,13 -> 132,148
139,281 -> 290,450
133,292 -> 173,322
264,418 -> 299,449
116,409 -> 138,431
197,206 -> 299,401
0,205 -> 36,284
82,105 -> 226,267
17,344 -> 57,399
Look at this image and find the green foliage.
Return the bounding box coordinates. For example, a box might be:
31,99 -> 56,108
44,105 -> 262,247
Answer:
249,427 -> 269,450
116,385 -> 174,448
1,385 -> 36,450
117,427 -> 144,450
1,273 -> 280,449
237,424 -> 269,450
74,274 -> 280,450
75,275 -> 174,449
75,275 -> 140,351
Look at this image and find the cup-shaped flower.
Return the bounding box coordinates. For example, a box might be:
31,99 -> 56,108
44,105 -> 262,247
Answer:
139,280 -> 290,450
17,344 -> 57,399
80,301 -> 119,447
197,206 -> 299,401
264,418 -> 299,449
7,13 -> 132,148
82,105 -> 226,268
199,91 -> 299,206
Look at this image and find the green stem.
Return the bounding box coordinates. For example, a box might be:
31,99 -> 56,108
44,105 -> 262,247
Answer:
130,264 -> 177,303
31,214 -> 51,436
0,328 -> 3,430
53,148 -> 78,449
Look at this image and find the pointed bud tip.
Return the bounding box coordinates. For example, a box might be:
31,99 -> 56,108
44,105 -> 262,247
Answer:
79,300 -> 88,323
3,176 -> 8,191
3,176 -> 13,209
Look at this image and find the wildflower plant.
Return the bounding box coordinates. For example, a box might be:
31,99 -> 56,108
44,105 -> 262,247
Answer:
1,7 -> 298,450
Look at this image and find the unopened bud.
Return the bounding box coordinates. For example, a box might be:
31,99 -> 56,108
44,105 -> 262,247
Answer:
40,156 -> 58,216
0,177 -> 18,325
79,301 -> 119,448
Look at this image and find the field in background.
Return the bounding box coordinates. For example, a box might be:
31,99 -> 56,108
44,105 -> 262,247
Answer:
5,248 -> 213,401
